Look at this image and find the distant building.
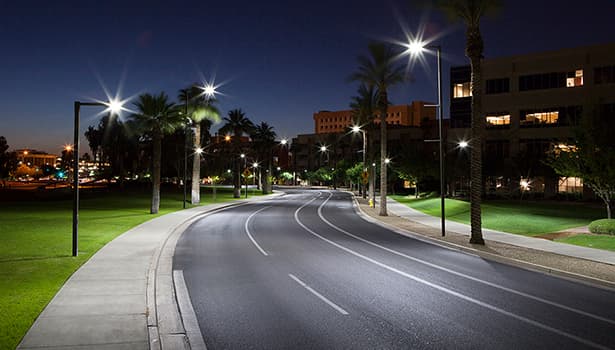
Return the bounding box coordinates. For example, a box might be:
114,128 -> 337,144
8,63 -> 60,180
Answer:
448,43 -> 615,198
293,101 -> 440,188
313,101 -> 436,134
15,149 -> 59,168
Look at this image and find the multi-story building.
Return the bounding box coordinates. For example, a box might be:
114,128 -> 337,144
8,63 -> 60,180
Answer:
293,102 -> 438,183
15,149 -> 59,168
448,43 -> 615,198
313,101 -> 435,134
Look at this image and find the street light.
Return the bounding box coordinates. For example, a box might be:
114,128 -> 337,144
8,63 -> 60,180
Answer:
351,125 -> 368,199
252,162 -> 259,188
183,83 -> 218,208
405,40 -> 446,237
240,153 -> 247,198
72,98 -> 123,256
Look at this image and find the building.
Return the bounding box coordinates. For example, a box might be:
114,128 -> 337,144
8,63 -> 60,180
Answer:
313,101 -> 435,134
448,43 -> 615,198
15,149 -> 59,168
293,102 -> 439,186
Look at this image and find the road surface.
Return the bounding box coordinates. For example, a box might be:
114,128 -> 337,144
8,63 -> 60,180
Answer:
174,189 -> 615,349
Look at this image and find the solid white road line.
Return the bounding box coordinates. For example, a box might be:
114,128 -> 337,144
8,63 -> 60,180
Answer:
294,193 -> 609,350
316,193 -> 615,327
245,206 -> 271,256
288,273 -> 349,315
173,270 -> 208,350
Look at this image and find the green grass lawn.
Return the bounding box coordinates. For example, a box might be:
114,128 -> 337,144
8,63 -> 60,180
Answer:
0,185 -> 260,350
390,195 -> 615,252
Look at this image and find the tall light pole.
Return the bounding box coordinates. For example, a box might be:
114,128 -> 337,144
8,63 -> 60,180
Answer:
351,125 -> 367,199
240,153 -> 247,198
183,91 -> 190,209
73,99 -> 123,256
405,41 -> 446,237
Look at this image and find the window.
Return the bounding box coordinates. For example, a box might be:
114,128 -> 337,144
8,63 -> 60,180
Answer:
595,65 -> 615,84
520,109 -> 559,126
559,177 -> 583,194
519,72 -> 568,91
486,113 -> 510,126
453,82 -> 472,98
566,70 -> 583,87
485,78 -> 510,94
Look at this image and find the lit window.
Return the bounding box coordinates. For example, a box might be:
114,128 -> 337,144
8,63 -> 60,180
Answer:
453,82 -> 472,98
566,70 -> 583,87
486,114 -> 511,126
522,111 -> 559,125
558,177 -> 583,194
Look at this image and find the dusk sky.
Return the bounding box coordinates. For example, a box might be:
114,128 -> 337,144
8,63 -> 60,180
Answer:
1,0 -> 613,154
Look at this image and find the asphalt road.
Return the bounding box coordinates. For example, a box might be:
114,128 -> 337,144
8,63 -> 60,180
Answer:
174,189 -> 615,350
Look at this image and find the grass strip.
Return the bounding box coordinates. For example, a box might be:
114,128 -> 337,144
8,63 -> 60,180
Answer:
0,186 -> 260,349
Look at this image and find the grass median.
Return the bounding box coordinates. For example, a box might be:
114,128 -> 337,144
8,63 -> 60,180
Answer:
0,185 -> 262,350
390,195 -> 615,251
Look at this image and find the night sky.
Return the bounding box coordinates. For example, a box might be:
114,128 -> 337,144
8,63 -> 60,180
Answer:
1,0 -> 613,154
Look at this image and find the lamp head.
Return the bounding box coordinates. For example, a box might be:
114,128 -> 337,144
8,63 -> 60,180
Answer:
106,98 -> 123,114
405,40 -> 426,55
458,141 -> 468,148
203,84 -> 216,98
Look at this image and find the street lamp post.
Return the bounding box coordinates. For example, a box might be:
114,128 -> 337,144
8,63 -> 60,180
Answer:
352,125 -> 367,199
72,99 -> 122,256
240,153 -> 248,198
183,92 -> 190,209
405,42 -> 446,237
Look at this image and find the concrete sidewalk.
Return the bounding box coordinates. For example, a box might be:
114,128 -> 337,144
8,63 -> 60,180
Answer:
17,194 -> 279,350
385,198 -> 615,266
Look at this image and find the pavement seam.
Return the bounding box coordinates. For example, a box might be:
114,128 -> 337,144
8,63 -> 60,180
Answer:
347,193 -> 615,292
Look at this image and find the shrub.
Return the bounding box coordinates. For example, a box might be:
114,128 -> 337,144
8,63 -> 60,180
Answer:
588,219 -> 615,235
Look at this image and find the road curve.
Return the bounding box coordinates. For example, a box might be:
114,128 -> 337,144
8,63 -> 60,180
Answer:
173,189 -> 615,350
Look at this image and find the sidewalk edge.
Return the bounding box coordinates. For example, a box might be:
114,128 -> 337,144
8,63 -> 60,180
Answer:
349,194 -> 615,292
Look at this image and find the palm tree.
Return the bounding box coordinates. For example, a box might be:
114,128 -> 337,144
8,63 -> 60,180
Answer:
219,109 -> 255,198
350,42 -> 406,216
438,0 -> 500,244
251,122 -> 277,194
178,85 -> 220,205
350,83 -> 377,199
131,92 -> 181,214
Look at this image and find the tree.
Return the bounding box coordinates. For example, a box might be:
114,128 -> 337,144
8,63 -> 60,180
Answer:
395,145 -> 439,198
250,122 -> 277,194
350,84 -> 377,199
0,136 -> 16,179
350,42 -> 406,216
84,125 -> 103,167
547,105 -> 615,218
178,85 -> 220,205
437,0 -> 500,244
131,92 -> 181,214
219,109 -> 255,198
346,162 -> 364,191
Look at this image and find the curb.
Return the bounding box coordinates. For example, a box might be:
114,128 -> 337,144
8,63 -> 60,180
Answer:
348,193 -> 615,292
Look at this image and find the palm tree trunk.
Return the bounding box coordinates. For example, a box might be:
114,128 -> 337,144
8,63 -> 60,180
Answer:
151,131 -> 162,214
467,26 -> 485,245
191,124 -> 201,204
379,106 -> 388,216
